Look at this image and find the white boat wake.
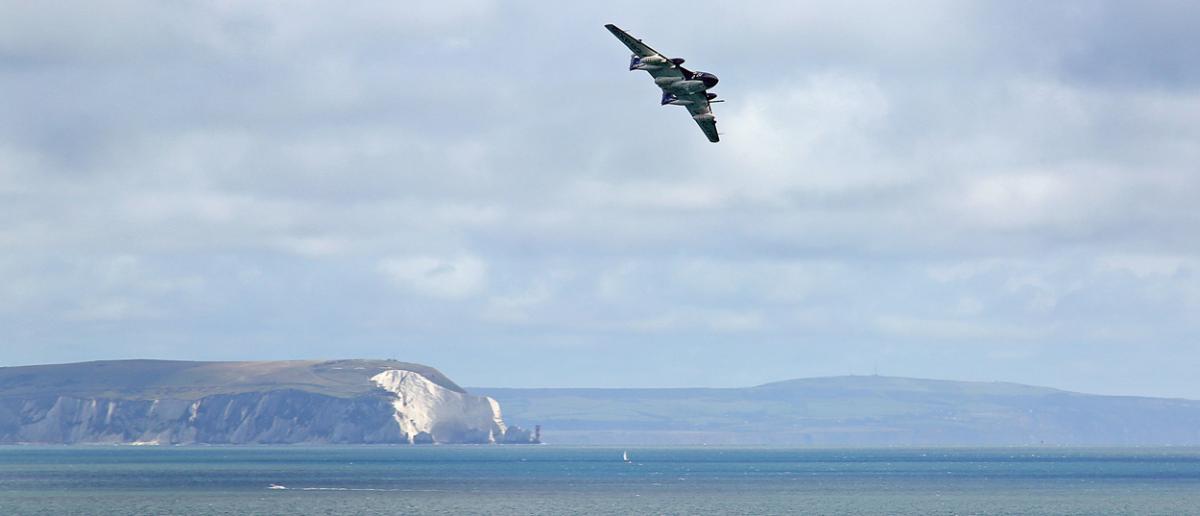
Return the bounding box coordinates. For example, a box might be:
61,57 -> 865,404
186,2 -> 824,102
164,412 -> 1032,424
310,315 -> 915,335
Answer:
267,484 -> 444,492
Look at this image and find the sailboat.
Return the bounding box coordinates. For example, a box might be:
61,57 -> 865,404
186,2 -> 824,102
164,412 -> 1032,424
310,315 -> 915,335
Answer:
622,450 -> 631,463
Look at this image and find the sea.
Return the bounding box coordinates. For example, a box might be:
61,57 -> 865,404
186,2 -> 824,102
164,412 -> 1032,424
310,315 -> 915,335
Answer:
1,446 -> 1198,515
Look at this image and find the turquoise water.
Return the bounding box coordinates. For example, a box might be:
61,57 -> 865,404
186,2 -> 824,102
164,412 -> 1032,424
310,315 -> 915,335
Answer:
1,447 -> 1199,515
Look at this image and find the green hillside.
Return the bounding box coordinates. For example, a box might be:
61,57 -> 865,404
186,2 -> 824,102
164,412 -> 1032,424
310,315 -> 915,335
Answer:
0,359 -> 463,400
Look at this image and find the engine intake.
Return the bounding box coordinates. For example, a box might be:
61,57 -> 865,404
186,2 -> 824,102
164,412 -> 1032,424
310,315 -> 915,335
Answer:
630,54 -> 669,71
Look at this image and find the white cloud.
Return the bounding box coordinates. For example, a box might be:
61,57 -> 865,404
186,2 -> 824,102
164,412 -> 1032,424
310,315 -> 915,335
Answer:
875,315 -> 1045,341
1096,254 -> 1193,278
955,173 -> 1065,229
482,284 -> 552,324
953,296 -> 985,317
708,310 -> 767,332
671,258 -> 846,303
926,260 -> 1004,283
622,308 -> 767,334
273,236 -> 349,258
65,298 -> 163,322
715,72 -> 893,200
1003,272 -> 1074,313
378,255 -> 487,300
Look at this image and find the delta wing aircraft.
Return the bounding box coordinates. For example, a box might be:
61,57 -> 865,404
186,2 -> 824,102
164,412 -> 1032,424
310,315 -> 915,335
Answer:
604,24 -> 722,143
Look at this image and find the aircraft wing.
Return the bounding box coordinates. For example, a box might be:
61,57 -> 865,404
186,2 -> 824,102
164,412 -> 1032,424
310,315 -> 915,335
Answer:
604,23 -> 662,58
604,24 -> 692,82
682,94 -> 720,143
693,115 -> 719,143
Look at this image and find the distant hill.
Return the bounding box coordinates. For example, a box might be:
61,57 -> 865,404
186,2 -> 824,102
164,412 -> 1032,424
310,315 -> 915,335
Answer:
475,376 -> 1200,446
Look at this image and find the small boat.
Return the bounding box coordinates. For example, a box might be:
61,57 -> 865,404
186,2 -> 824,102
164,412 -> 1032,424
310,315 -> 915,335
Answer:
268,483 -> 287,490
622,451 -> 631,463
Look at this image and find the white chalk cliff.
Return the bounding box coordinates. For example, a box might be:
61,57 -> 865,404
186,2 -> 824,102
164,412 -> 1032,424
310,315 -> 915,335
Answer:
372,369 -> 506,443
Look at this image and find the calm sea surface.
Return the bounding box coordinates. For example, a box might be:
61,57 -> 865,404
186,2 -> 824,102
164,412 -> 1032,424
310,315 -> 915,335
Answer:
1,446 -> 1198,515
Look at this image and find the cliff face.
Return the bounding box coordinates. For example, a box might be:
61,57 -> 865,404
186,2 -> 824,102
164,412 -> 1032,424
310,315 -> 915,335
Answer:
0,390 -> 405,444
0,360 -> 528,445
371,370 -> 506,444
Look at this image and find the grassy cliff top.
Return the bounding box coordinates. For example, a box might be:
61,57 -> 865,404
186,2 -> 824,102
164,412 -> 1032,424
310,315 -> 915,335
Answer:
0,359 -> 464,400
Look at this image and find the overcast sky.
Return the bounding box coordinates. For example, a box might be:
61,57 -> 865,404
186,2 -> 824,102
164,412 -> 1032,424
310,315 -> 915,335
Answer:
2,1 -> 1198,397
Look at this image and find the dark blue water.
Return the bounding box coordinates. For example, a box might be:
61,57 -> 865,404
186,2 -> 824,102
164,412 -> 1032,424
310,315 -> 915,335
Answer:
2,446 -> 1198,514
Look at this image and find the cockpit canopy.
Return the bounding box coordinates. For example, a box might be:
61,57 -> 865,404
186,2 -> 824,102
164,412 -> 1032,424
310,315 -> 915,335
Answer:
693,72 -> 719,88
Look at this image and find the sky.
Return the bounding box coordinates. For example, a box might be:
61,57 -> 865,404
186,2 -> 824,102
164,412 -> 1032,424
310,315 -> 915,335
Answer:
2,1 -> 1198,397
